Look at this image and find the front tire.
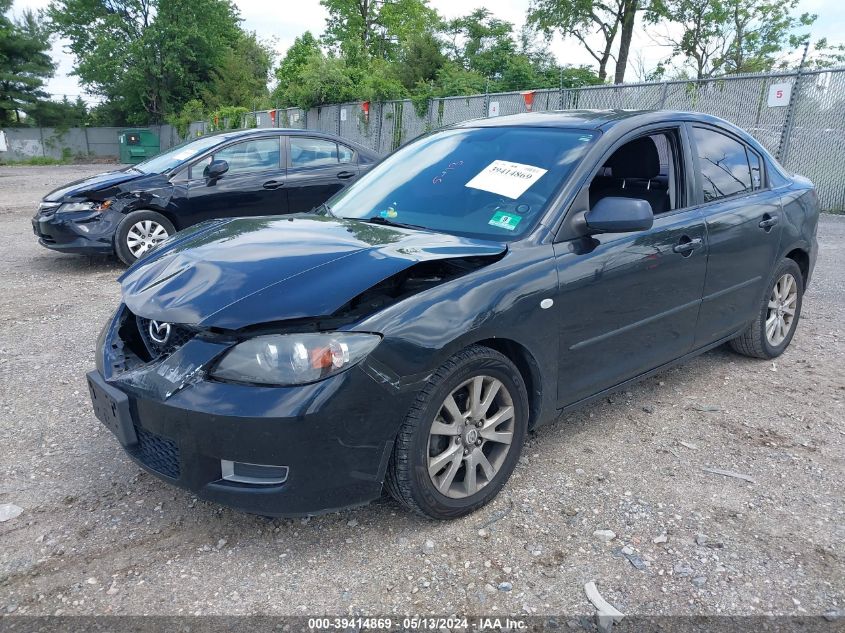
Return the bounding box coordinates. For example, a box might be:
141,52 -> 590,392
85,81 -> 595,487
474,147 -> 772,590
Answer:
114,210 -> 175,266
386,345 -> 529,519
730,258 -> 804,359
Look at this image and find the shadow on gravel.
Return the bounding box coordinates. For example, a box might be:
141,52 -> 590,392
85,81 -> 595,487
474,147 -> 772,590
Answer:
28,252 -> 124,276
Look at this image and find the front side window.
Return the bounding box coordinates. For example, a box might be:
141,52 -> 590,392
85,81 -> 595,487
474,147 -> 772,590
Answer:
213,138 -> 281,175
693,127 -> 753,202
328,126 -> 596,241
290,137 -> 352,168
132,135 -> 224,174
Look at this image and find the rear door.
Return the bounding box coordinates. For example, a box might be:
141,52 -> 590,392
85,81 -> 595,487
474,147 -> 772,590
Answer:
687,125 -> 783,346
285,136 -> 359,212
184,136 -> 287,220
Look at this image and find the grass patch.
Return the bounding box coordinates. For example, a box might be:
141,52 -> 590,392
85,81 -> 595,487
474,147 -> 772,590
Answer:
0,156 -> 72,166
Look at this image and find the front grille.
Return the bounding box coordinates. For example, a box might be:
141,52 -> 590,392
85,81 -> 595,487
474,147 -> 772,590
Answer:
136,315 -> 195,360
128,425 -> 181,479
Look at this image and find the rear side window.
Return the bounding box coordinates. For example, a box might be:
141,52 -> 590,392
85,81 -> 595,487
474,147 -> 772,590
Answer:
692,127 -> 753,202
290,137 -> 353,168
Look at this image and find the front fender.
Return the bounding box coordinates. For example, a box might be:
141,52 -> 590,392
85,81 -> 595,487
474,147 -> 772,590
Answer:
357,244 -> 560,427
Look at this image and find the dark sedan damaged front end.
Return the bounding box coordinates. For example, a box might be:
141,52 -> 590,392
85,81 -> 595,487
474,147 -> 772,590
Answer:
32,170 -> 173,255
87,214 -> 520,516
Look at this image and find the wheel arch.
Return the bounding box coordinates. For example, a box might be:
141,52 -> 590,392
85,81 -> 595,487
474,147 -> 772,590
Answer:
784,246 -> 810,287
472,337 -> 545,430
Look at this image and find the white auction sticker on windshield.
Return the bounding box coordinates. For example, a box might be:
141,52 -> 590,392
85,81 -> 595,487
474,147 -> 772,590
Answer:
465,160 -> 547,199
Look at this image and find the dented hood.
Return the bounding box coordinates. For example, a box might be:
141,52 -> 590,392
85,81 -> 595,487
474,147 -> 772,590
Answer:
42,168 -> 151,202
120,215 -> 506,330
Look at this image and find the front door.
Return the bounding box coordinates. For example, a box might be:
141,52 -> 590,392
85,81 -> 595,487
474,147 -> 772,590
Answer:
553,209 -> 708,407
185,136 -> 287,220
687,125 -> 784,346
551,126 -> 708,408
286,136 -> 359,213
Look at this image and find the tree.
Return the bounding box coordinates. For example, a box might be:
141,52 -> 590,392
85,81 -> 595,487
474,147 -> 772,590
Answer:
0,2 -> 55,125
47,0 -> 245,124
395,32 -> 447,92
272,31 -> 321,104
320,0 -> 440,62
28,95 -> 88,126
651,0 -> 817,78
527,0 -> 645,83
203,31 -> 273,110
445,9 -> 517,79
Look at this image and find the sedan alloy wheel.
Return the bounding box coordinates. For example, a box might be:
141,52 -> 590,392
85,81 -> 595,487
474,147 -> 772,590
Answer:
427,375 -> 515,499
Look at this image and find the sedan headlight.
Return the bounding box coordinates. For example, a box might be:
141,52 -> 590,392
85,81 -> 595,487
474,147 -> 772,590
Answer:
211,332 -> 381,386
58,200 -> 112,213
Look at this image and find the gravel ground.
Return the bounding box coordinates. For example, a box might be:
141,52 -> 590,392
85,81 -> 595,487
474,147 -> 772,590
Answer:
0,164 -> 843,619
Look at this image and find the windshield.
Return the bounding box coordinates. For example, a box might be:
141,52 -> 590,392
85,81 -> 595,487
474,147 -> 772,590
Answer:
329,126 -> 596,240
132,135 -> 227,174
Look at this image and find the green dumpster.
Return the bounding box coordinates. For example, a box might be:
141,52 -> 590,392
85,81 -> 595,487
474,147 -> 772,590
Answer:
118,128 -> 160,164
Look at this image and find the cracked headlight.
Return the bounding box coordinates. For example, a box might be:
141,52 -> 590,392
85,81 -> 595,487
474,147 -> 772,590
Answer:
211,333 -> 381,386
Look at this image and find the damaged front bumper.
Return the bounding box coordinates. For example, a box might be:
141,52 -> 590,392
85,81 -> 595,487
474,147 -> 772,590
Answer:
32,208 -> 121,255
88,305 -> 412,516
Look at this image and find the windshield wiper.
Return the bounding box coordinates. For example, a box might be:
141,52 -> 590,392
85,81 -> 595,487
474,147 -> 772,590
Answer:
361,216 -> 431,231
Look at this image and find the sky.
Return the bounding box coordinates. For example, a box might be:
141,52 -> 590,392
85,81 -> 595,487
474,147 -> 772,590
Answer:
10,0 -> 845,102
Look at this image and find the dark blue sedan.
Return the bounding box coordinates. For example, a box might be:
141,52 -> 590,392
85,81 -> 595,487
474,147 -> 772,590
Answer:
31,129 -> 379,264
87,110 -> 819,519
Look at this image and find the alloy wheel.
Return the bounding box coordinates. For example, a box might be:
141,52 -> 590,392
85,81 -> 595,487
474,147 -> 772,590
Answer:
766,273 -> 798,347
427,375 -> 515,499
126,220 -> 168,258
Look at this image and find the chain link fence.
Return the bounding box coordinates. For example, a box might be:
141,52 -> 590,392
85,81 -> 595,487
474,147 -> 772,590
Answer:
240,67 -> 845,211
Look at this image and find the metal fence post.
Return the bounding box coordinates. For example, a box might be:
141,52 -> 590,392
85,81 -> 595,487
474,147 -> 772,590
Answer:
777,41 -> 810,164
659,81 -> 669,109
559,67 -> 563,109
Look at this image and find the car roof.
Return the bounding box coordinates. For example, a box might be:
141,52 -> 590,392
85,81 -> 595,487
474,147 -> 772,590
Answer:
454,109 -> 733,131
200,128 -> 378,156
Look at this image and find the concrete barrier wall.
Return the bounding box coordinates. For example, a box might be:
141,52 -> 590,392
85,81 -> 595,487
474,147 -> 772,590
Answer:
0,124 -> 179,162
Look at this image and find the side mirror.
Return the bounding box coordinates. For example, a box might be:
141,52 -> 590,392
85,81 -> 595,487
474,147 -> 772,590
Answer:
204,159 -> 229,184
585,197 -> 654,234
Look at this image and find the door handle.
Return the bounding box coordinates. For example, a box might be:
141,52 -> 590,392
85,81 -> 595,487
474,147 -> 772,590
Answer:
672,236 -> 703,255
758,214 -> 779,230
262,180 -> 284,190
337,171 -> 355,180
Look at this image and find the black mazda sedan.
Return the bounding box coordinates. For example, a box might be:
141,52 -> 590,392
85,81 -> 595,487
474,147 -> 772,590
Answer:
88,110 -> 819,519
32,129 -> 378,264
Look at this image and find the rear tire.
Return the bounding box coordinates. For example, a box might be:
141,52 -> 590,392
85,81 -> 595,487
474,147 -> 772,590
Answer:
729,258 -> 804,359
114,210 -> 175,266
385,345 -> 529,519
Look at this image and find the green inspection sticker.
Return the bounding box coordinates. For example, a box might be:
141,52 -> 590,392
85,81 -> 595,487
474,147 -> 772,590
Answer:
488,210 -> 523,231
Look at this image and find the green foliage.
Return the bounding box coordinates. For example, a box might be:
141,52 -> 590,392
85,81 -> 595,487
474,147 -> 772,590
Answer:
27,95 -> 88,127
648,0 -> 817,78
273,32 -> 321,102
0,3 -> 55,125
167,98 -> 205,138
0,155 -> 70,165
320,0 -> 440,62
47,0 -> 248,124
202,31 -> 273,111
527,0 -> 643,83
209,105 -> 249,131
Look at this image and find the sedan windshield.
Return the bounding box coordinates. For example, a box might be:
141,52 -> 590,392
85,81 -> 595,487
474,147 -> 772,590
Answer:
329,126 -> 596,240
132,135 -> 226,174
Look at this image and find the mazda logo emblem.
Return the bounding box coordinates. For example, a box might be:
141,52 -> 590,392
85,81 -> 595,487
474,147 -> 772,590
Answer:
148,320 -> 171,344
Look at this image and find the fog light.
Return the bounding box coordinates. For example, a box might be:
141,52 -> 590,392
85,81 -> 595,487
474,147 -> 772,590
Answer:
221,460 -> 288,485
